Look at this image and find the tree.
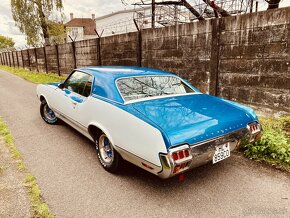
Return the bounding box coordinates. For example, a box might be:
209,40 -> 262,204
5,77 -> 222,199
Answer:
265,0 -> 281,10
48,20 -> 66,44
11,0 -> 63,45
0,35 -> 15,49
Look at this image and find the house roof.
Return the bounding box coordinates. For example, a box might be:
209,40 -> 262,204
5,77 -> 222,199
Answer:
65,18 -> 96,35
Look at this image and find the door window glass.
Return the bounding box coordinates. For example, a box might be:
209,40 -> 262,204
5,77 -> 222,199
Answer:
64,71 -> 93,97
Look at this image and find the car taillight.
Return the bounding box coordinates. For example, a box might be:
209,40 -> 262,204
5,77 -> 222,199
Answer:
248,123 -> 260,134
169,145 -> 192,174
172,149 -> 190,161
172,152 -> 178,161
173,162 -> 190,174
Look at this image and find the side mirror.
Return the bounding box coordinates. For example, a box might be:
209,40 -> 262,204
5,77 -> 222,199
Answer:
58,83 -> 64,89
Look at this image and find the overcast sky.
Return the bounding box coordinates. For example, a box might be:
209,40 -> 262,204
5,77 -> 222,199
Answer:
1,0 -> 289,47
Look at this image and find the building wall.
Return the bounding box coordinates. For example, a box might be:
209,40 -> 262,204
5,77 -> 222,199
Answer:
66,27 -> 84,42
95,8 -> 152,37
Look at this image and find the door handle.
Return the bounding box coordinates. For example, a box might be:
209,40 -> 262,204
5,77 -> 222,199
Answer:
72,102 -> 77,106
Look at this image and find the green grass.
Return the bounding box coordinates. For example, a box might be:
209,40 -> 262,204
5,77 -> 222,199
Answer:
242,115 -> 290,172
0,117 -> 55,218
25,174 -> 54,218
0,65 -> 66,84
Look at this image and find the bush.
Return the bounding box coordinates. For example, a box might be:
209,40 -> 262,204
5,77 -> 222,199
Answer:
243,116 -> 290,171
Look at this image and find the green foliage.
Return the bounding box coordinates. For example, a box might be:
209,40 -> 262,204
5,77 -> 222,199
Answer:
0,65 -> 66,84
48,20 -> 66,44
243,116 -> 290,171
11,0 -> 63,45
0,35 -> 15,49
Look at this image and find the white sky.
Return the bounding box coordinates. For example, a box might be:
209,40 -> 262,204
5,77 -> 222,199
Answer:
0,0 -> 289,47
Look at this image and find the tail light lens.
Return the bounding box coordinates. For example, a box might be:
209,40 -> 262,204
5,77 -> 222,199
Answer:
169,145 -> 192,174
248,123 -> 260,134
171,149 -> 190,161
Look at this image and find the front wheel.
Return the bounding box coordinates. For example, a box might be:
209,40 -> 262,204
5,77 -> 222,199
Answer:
96,133 -> 121,173
40,100 -> 58,124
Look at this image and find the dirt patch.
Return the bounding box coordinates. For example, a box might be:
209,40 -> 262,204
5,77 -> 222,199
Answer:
0,139 -> 32,218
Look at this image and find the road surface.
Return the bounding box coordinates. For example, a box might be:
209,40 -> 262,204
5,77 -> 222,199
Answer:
0,70 -> 289,218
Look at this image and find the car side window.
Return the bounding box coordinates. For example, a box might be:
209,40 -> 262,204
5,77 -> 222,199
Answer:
64,71 -> 93,97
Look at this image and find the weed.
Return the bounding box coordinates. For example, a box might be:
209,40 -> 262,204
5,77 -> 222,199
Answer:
243,115 -> 290,171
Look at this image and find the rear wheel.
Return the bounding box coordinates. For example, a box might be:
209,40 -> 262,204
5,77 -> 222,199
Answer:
96,133 -> 121,173
40,100 -> 58,124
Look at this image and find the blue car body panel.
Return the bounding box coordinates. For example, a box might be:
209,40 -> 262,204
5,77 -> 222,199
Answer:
131,94 -> 257,147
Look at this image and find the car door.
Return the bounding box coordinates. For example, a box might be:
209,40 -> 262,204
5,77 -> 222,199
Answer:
54,70 -> 93,126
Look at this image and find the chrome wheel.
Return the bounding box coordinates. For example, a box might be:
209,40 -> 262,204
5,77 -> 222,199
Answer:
43,104 -> 56,121
98,134 -> 114,165
40,100 -> 58,124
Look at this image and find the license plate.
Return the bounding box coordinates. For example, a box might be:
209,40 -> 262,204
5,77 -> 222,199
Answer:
213,143 -> 230,164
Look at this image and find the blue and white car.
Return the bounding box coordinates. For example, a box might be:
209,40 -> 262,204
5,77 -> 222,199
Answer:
36,66 -> 261,179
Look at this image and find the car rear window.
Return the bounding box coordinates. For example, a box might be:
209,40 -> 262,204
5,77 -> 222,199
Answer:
116,76 -> 195,102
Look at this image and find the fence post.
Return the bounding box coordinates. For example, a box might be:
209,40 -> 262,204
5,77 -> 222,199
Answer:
4,53 -> 7,65
34,47 -> 39,72
21,50 -> 24,68
8,52 -> 12,67
55,44 -> 61,76
27,49 -> 31,71
0,53 -> 2,65
16,51 -> 20,67
6,52 -> 10,66
94,30 -> 102,66
43,46 -> 48,73
137,31 -> 142,67
4,52 -> 7,66
12,51 -> 16,68
97,38 -> 102,66
209,19 -> 221,96
72,41 -> 77,69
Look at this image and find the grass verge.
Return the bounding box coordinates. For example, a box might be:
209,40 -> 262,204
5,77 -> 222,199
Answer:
242,115 -> 290,172
0,117 -> 55,218
0,65 -> 66,84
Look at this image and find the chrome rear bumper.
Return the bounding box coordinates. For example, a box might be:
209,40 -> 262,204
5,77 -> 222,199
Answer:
158,125 -> 261,179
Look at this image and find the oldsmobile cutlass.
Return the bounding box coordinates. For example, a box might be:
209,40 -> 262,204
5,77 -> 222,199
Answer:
36,66 -> 261,178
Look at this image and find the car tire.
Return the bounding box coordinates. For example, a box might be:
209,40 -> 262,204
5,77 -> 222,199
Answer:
96,133 -> 121,173
40,100 -> 58,124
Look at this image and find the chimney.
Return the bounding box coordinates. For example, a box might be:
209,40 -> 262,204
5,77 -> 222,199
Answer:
70,13 -> 74,20
92,14 -> 95,19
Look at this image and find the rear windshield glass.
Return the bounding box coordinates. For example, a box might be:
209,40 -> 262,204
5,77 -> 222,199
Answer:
116,76 -> 195,102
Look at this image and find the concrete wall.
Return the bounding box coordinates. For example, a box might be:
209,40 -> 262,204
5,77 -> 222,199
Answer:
101,32 -> 139,66
1,7 -> 289,111
217,9 -> 290,111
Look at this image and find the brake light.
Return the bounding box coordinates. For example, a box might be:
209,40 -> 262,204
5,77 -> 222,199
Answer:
172,149 -> 190,161
169,145 -> 192,174
172,152 -> 178,161
248,123 -> 260,134
179,151 -> 184,159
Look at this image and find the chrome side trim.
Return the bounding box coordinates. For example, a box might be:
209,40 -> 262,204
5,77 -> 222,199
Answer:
114,145 -> 162,175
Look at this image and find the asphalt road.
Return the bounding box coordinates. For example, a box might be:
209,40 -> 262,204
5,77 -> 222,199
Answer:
0,70 -> 289,218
